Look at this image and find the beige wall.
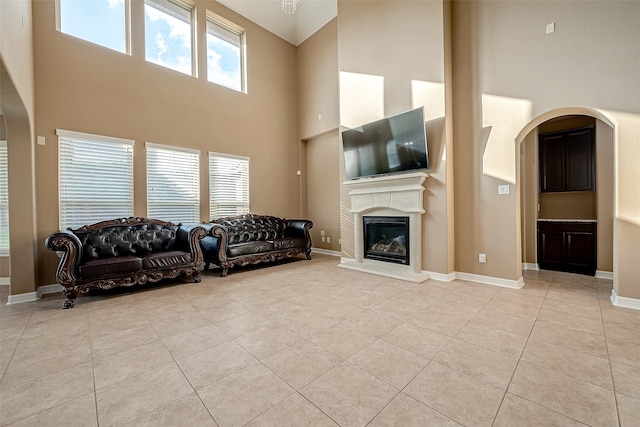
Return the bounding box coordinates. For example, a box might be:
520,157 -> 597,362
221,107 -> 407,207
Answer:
1,0 -> 38,295
298,18 -> 339,140
32,0 -> 300,286
453,0 -> 640,289
304,131 -> 341,252
337,0 -> 450,274
296,19 -> 341,252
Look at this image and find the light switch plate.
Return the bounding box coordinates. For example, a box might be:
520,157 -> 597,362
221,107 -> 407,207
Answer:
498,184 -> 510,195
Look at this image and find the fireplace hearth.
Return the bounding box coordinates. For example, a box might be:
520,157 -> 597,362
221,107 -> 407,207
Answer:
364,216 -> 409,265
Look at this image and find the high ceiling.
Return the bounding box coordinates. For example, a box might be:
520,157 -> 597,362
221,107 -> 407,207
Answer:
216,0 -> 337,46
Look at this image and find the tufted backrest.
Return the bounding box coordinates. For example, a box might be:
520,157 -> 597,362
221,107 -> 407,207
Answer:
210,214 -> 286,244
75,223 -> 179,260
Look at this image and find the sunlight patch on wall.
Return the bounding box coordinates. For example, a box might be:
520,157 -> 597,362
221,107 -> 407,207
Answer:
481,94 -> 532,184
339,71 -> 384,129
411,80 -> 445,122
606,110 -> 640,225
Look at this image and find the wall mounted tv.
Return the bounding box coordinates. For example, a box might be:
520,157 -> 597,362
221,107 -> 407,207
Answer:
342,107 -> 428,180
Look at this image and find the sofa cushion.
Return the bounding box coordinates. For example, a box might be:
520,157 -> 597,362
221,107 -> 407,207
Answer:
142,251 -> 192,269
228,241 -> 274,257
271,238 -> 305,250
80,255 -> 142,277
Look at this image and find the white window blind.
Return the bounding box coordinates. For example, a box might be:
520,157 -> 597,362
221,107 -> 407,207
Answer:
57,130 -> 134,230
209,152 -> 249,218
0,141 -> 9,253
146,143 -> 200,224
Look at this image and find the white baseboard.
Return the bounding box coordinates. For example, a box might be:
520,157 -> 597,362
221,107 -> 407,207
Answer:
610,290 -> 640,311
0,277 -> 9,286
522,263 -> 539,271
596,270 -> 614,280
339,257 -> 523,289
7,291 -> 38,305
455,272 -> 524,289
422,270 -> 456,282
312,248 -> 342,257
38,284 -> 64,298
4,284 -> 63,306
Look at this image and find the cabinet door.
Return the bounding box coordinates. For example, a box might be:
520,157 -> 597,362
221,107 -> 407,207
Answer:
565,229 -> 596,275
565,128 -> 595,191
538,228 -> 565,269
539,135 -> 565,192
539,125 -> 595,193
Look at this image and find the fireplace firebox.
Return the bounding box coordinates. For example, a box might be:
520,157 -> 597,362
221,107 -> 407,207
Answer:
363,216 -> 410,265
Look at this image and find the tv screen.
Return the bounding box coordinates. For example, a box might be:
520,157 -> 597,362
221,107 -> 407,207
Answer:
342,107 -> 428,180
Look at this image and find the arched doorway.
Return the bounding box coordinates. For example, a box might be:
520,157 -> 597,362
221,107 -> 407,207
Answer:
516,107 -> 616,278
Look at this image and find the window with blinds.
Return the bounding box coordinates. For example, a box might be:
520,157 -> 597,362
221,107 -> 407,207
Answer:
146,143 -> 200,224
57,130 -> 134,230
0,141 -> 9,254
209,152 -> 249,218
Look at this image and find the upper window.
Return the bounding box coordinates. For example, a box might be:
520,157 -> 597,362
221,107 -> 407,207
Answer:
0,141 -> 9,254
144,0 -> 195,76
58,0 -> 129,54
209,152 -> 249,218
57,130 -> 134,230
146,143 -> 200,224
206,12 -> 245,92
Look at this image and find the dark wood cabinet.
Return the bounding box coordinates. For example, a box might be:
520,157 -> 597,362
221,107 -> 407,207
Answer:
539,126 -> 595,192
537,221 -> 596,275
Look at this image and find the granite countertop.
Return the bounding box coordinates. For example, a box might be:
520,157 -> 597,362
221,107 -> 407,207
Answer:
537,218 -> 597,222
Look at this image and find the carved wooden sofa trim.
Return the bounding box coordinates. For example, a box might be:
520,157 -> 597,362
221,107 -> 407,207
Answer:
45,217 -> 206,308
200,214 -> 313,277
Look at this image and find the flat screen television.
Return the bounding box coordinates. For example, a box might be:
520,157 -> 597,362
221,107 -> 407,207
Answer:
342,107 -> 428,180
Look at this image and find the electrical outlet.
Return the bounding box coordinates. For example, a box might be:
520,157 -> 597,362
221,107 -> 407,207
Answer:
498,184 -> 509,195
321,236 -> 325,242
321,230 -> 325,236
326,237 -> 331,243
479,253 -> 487,263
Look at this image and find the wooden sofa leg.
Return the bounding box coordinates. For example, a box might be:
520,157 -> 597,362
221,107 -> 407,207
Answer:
193,270 -> 202,283
62,286 -> 79,309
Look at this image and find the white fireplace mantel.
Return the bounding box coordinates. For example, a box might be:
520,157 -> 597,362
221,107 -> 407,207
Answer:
339,171 -> 430,283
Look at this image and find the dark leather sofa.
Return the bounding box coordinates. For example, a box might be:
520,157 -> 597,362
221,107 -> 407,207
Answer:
200,214 -> 313,277
45,217 -> 206,308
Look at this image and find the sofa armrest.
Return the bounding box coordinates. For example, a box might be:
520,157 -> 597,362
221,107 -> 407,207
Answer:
176,225 -> 207,268
284,219 -> 313,241
45,230 -> 83,286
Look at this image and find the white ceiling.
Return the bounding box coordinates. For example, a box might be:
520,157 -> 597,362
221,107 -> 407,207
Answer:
216,0 -> 337,46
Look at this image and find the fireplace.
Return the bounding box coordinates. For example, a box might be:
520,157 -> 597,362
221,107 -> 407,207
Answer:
364,216 -> 409,265
339,171 -> 429,283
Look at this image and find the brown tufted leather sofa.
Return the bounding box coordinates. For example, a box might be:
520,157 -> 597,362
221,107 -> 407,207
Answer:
45,217 -> 206,308
200,214 -> 313,277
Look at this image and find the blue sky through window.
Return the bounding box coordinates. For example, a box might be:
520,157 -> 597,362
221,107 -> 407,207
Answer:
144,2 -> 192,75
207,35 -> 241,91
60,0 -> 126,53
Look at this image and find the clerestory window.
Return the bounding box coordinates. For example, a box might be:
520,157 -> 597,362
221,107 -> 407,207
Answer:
144,0 -> 195,76
206,12 -> 246,92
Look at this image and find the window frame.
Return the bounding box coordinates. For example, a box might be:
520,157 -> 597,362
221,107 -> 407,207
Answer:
143,0 -> 197,77
205,11 -> 247,93
146,142 -> 200,224
57,129 -> 135,231
209,152 -> 250,218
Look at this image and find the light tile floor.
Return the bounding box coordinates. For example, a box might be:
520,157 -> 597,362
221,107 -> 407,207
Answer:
1,254 -> 639,426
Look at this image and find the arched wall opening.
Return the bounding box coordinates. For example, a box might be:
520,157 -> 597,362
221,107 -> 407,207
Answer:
516,107 -> 616,280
